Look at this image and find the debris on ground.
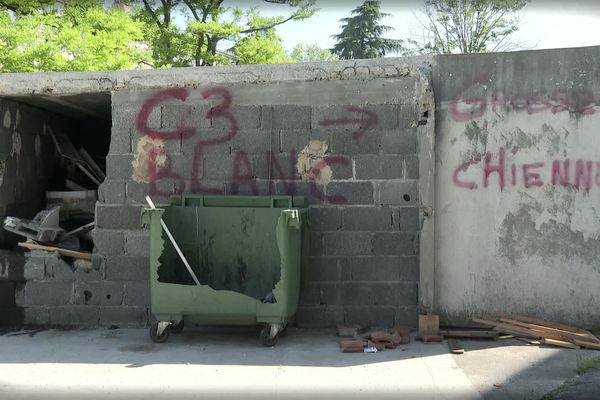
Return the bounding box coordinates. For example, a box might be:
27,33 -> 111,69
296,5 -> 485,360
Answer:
473,315 -> 600,350
339,325 -> 411,353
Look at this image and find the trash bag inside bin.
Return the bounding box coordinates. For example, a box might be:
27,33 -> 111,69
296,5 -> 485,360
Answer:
157,205 -> 282,301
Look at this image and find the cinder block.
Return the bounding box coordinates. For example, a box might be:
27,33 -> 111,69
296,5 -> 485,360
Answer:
372,232 -> 416,256
331,130 -> 382,154
74,281 -> 124,306
398,257 -> 418,282
105,154 -> 134,180
323,232 -> 372,256
128,180 -> 176,205
300,283 -> 341,306
99,306 -> 148,327
377,181 -> 417,206
325,182 -> 374,205
261,105 -> 312,130
161,103 -> 211,130
74,265 -> 104,282
254,152 -> 298,181
341,257 -> 407,282
341,283 -> 409,306
96,204 -> 144,229
123,281 -> 150,307
0,251 -> 25,281
23,254 -> 46,281
279,129 -> 331,153
224,180 -> 270,196
381,130 -> 417,155
92,229 -> 125,256
275,181 -> 321,204
131,132 -> 181,155
105,255 -> 149,282
214,106 -> 261,130
45,254 -> 75,281
342,207 -> 394,231
203,154 -> 234,180
355,155 -> 403,179
108,129 -> 132,154
125,231 -> 150,257
344,306 -> 395,328
310,232 -> 324,257
18,281 -> 72,306
23,306 -> 50,325
306,257 -> 339,282
309,207 -> 342,231
404,154 -> 419,179
394,305 -> 419,326
49,305 -> 100,327
311,104 -> 399,132
399,207 -> 420,232
295,305 -> 344,328
230,129 -> 272,154
98,180 -> 126,204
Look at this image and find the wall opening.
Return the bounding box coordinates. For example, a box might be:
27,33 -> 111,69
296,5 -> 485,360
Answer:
0,93 -> 111,326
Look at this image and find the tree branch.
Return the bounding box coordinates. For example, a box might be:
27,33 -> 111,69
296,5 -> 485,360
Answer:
142,0 -> 162,29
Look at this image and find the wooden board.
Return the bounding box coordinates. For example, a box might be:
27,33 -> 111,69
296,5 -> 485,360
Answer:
498,318 -> 600,345
419,314 -> 439,338
505,315 -> 593,335
18,242 -> 92,260
473,319 -> 542,339
573,339 -> 600,351
439,329 -> 499,339
541,338 -> 579,349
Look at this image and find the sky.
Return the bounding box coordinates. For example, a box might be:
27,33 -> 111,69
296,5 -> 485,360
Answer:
223,0 -> 600,54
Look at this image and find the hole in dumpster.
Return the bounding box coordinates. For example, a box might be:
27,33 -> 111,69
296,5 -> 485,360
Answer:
156,210 -> 282,301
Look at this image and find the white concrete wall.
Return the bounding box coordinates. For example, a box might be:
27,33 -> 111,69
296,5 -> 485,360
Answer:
433,47 -> 600,326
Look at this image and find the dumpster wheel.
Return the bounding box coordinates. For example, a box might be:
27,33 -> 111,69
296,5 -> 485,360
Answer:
149,322 -> 171,343
171,320 -> 184,334
260,323 -> 285,347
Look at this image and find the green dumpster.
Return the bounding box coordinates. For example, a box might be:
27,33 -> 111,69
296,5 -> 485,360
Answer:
140,195 -> 309,346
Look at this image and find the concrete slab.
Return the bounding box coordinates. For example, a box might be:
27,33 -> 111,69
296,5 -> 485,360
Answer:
0,327 -> 479,400
449,338 -> 599,400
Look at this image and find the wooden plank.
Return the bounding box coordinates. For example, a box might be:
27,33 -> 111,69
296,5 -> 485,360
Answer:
419,314 -> 439,338
541,338 -> 579,349
506,315 -> 592,335
447,339 -> 464,354
499,318 -> 600,345
18,242 -> 92,260
573,339 -> 600,351
515,337 -> 541,345
473,319 -> 542,339
439,329 -> 499,339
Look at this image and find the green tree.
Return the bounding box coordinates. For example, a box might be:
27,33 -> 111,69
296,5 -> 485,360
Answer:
134,0 -> 317,67
289,43 -> 339,62
331,0 -> 404,60
415,0 -> 528,54
0,1 -> 150,72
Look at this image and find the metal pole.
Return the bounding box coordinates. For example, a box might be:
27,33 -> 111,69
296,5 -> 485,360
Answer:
145,196 -> 200,286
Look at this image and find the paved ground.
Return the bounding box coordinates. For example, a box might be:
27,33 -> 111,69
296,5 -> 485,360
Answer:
0,327 -> 597,399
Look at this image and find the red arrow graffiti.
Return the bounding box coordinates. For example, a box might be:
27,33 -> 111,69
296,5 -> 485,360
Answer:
319,106 -> 379,139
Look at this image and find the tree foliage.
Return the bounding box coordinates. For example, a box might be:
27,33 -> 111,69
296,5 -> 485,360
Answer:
331,0 -> 404,60
133,0 -> 317,67
415,0 -> 528,54
289,43 -> 338,62
0,1 -> 150,72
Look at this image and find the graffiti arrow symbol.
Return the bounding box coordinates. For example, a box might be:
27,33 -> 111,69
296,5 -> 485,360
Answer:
319,106 -> 379,139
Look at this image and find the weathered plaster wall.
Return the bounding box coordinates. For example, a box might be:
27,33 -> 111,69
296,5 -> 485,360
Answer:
433,46 -> 600,326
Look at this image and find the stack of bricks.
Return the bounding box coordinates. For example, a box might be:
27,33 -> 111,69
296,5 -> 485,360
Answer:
93,68 -> 425,328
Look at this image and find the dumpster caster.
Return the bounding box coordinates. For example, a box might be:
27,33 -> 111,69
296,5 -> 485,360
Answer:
171,320 -> 184,334
149,321 -> 171,343
260,323 -> 285,347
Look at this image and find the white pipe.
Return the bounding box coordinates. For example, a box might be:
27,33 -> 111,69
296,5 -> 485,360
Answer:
145,196 -> 200,286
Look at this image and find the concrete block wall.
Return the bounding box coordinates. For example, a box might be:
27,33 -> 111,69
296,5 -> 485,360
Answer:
0,98 -> 64,248
90,63 -> 430,328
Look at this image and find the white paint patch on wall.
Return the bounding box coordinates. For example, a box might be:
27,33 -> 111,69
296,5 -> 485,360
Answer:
296,140 -> 332,185
10,132 -> 21,157
131,136 -> 166,184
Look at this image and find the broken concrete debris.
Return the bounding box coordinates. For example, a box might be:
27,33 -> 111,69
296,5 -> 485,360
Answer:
339,325 -> 411,353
